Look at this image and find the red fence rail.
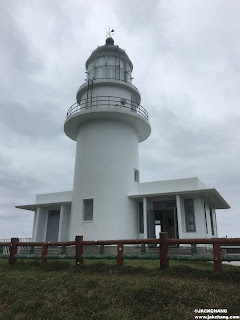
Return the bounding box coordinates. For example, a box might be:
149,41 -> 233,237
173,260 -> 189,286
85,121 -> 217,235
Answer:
1,233 -> 240,273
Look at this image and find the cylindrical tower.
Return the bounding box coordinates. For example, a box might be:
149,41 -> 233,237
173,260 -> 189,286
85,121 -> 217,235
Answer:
64,37 -> 151,240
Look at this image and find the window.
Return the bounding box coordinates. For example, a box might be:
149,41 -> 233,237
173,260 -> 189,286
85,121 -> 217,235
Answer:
209,207 -> 214,236
83,199 -> 93,221
139,202 -> 144,233
184,198 -> 196,232
134,169 -> 139,182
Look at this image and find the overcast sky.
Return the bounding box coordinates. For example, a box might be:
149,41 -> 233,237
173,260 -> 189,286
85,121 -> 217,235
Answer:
0,0 -> 239,239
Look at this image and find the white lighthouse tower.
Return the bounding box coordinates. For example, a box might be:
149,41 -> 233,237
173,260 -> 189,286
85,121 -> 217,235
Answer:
64,35 -> 151,240
17,34 -> 230,243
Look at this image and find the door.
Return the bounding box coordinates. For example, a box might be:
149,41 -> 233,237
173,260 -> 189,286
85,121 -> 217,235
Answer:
46,210 -> 60,242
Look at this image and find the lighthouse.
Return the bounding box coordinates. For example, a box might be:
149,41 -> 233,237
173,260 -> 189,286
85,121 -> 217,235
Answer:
64,35 -> 151,240
17,34 -> 229,244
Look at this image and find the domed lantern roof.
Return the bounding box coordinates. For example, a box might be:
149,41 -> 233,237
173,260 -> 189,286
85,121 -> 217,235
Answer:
85,37 -> 133,72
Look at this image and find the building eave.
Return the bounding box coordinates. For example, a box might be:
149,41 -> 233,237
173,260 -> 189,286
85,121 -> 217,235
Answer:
15,201 -> 72,212
128,188 -> 230,209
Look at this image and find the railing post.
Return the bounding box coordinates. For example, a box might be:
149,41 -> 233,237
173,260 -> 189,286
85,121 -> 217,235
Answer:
117,242 -> 123,267
76,236 -> 83,266
160,232 -> 169,270
41,244 -> 48,263
141,243 -> 146,255
61,246 -> 66,255
191,244 -> 197,256
30,246 -> 35,255
213,242 -> 222,273
9,238 -> 19,265
100,244 -> 105,255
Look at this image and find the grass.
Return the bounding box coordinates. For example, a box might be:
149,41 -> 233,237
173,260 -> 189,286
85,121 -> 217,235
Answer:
0,259 -> 240,320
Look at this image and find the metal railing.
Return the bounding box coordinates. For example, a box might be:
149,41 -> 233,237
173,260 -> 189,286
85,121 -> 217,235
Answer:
66,96 -> 149,120
0,238 -> 31,255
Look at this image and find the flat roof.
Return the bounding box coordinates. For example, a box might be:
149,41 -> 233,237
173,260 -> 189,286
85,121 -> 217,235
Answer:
128,188 -> 230,209
16,188 -> 230,212
15,201 -> 71,212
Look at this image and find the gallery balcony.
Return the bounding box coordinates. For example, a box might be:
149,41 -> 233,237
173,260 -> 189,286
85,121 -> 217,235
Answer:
64,95 -> 151,142
66,96 -> 149,120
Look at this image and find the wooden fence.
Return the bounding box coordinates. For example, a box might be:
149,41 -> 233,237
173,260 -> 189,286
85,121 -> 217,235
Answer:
0,233 -> 240,273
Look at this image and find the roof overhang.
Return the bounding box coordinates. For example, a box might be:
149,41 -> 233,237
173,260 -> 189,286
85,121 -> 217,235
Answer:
15,201 -> 72,212
128,188 -> 230,209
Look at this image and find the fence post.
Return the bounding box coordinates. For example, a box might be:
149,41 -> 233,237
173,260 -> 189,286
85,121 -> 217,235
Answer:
9,238 -> 19,265
213,242 -> 222,273
191,244 -> 197,256
76,236 -> 83,266
100,244 -> 105,255
61,246 -> 66,255
41,244 -> 48,263
160,232 -> 169,270
117,242 -> 123,267
141,243 -> 146,255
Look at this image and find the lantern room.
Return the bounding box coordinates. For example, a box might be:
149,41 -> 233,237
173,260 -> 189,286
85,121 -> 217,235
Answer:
85,37 -> 133,82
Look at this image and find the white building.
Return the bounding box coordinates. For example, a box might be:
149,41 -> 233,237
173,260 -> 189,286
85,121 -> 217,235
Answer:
16,36 -> 230,242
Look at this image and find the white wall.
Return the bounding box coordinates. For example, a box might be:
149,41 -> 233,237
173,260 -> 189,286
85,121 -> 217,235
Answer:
80,85 -> 139,106
33,207 -> 48,241
36,191 -> 72,205
178,196 -> 206,239
77,79 -> 141,105
176,195 -> 183,239
138,177 -> 206,196
204,202 -> 218,238
69,119 -> 139,240
58,205 -> 71,241
31,210 -> 38,241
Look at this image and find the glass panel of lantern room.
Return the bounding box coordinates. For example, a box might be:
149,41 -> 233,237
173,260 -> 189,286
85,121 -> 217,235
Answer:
124,61 -> 131,82
87,60 -> 94,71
120,69 -> 124,81
107,55 -> 115,66
107,66 -> 115,79
95,56 -> 105,67
120,59 -> 124,69
87,60 -> 95,79
96,66 -> 106,79
89,70 -> 95,80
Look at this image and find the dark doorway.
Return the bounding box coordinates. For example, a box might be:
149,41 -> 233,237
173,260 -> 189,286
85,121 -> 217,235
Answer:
154,209 -> 178,239
46,210 -> 60,242
148,201 -> 179,240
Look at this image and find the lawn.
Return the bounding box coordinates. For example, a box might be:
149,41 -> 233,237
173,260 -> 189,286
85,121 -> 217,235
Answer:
0,259 -> 239,320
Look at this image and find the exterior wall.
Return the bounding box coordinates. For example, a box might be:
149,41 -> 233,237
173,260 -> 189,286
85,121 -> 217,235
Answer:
76,79 -> 141,105
31,210 -> 38,241
204,202 -> 218,238
176,195 -> 184,239
36,191 -> 72,205
59,205 -> 71,241
79,84 -> 139,106
142,197 -> 151,239
31,191 -> 220,242
33,207 -> 48,242
178,196 -> 206,239
138,177 -> 206,195
69,119 -> 139,240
